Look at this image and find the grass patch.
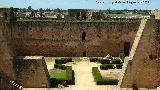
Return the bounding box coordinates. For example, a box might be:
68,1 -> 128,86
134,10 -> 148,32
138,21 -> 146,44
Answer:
49,69 -> 66,80
49,66 -> 75,86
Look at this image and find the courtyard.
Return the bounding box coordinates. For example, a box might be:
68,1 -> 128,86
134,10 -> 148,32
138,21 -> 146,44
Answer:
23,57 -> 123,90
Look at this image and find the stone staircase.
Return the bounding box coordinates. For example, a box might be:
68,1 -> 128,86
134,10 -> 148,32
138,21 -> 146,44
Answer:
118,19 -> 147,88
0,73 -> 23,90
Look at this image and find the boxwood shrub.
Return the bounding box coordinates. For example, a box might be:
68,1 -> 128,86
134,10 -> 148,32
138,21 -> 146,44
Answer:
61,58 -> 73,62
55,58 -> 73,64
55,59 -> 67,64
116,64 -> 123,69
112,60 -> 122,64
54,64 -> 66,70
92,67 -> 103,82
90,58 -> 99,62
100,79 -> 119,85
100,64 -> 114,70
50,66 -> 75,86
92,67 -> 119,85
65,66 -> 75,85
99,59 -> 111,64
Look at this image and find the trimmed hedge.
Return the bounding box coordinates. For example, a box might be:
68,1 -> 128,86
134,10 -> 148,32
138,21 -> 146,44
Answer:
90,57 -> 124,64
55,58 -> 73,64
92,67 -> 103,83
50,66 -> 75,86
54,64 -> 66,70
112,60 -> 122,64
92,67 -> 119,85
116,64 -> 123,69
100,64 -> 114,70
55,59 -> 67,64
90,58 -> 99,62
65,66 -> 75,85
61,58 -> 73,62
99,79 -> 119,85
99,59 -> 111,64
100,64 -> 123,70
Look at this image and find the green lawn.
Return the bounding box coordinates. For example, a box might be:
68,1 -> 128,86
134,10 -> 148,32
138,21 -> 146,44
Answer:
49,69 -> 66,80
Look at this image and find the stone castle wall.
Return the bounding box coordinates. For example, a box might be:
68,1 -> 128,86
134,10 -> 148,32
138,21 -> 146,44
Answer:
0,20 -> 16,89
121,19 -> 160,88
15,56 -> 50,88
10,20 -> 140,57
2,18 -> 160,88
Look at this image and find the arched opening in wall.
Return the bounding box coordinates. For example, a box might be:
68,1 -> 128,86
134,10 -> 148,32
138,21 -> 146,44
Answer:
82,32 -> 86,41
83,51 -> 86,57
124,42 -> 130,56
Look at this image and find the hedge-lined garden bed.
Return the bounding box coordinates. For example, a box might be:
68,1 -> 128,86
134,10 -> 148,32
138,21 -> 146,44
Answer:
90,58 -> 123,64
116,64 -> 123,69
90,58 -> 99,62
49,65 -> 75,87
100,64 -> 123,70
90,53 -> 125,64
55,58 -> 73,64
92,67 -> 119,85
54,64 -> 66,70
100,64 -> 114,70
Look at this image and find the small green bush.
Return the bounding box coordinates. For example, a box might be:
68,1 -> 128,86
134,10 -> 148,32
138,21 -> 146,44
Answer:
54,64 -> 66,70
65,66 -> 73,80
50,66 -> 75,86
55,59 -> 67,64
65,66 -> 75,85
99,79 -> 119,85
112,60 -> 122,64
99,59 -> 111,64
90,58 -> 99,62
92,67 -> 119,85
92,67 -> 103,82
116,64 -> 123,69
100,64 -> 114,70
55,58 -> 73,64
61,58 -> 73,62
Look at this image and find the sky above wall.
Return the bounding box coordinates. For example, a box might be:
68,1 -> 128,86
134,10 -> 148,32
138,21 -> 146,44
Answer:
0,0 -> 159,10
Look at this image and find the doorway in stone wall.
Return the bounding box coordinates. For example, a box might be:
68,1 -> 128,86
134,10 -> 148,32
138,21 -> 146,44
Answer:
83,51 -> 86,57
124,42 -> 130,56
82,32 -> 86,41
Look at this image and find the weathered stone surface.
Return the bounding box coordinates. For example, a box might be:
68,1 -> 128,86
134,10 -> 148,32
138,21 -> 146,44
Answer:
15,56 -> 50,88
0,20 -> 16,89
10,21 -> 140,57
121,19 -> 160,88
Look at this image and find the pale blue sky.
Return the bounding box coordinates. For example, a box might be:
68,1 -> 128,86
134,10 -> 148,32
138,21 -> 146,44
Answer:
0,0 -> 159,10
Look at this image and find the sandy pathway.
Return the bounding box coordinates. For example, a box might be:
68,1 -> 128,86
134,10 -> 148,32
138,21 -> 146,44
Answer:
61,57 -> 118,90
